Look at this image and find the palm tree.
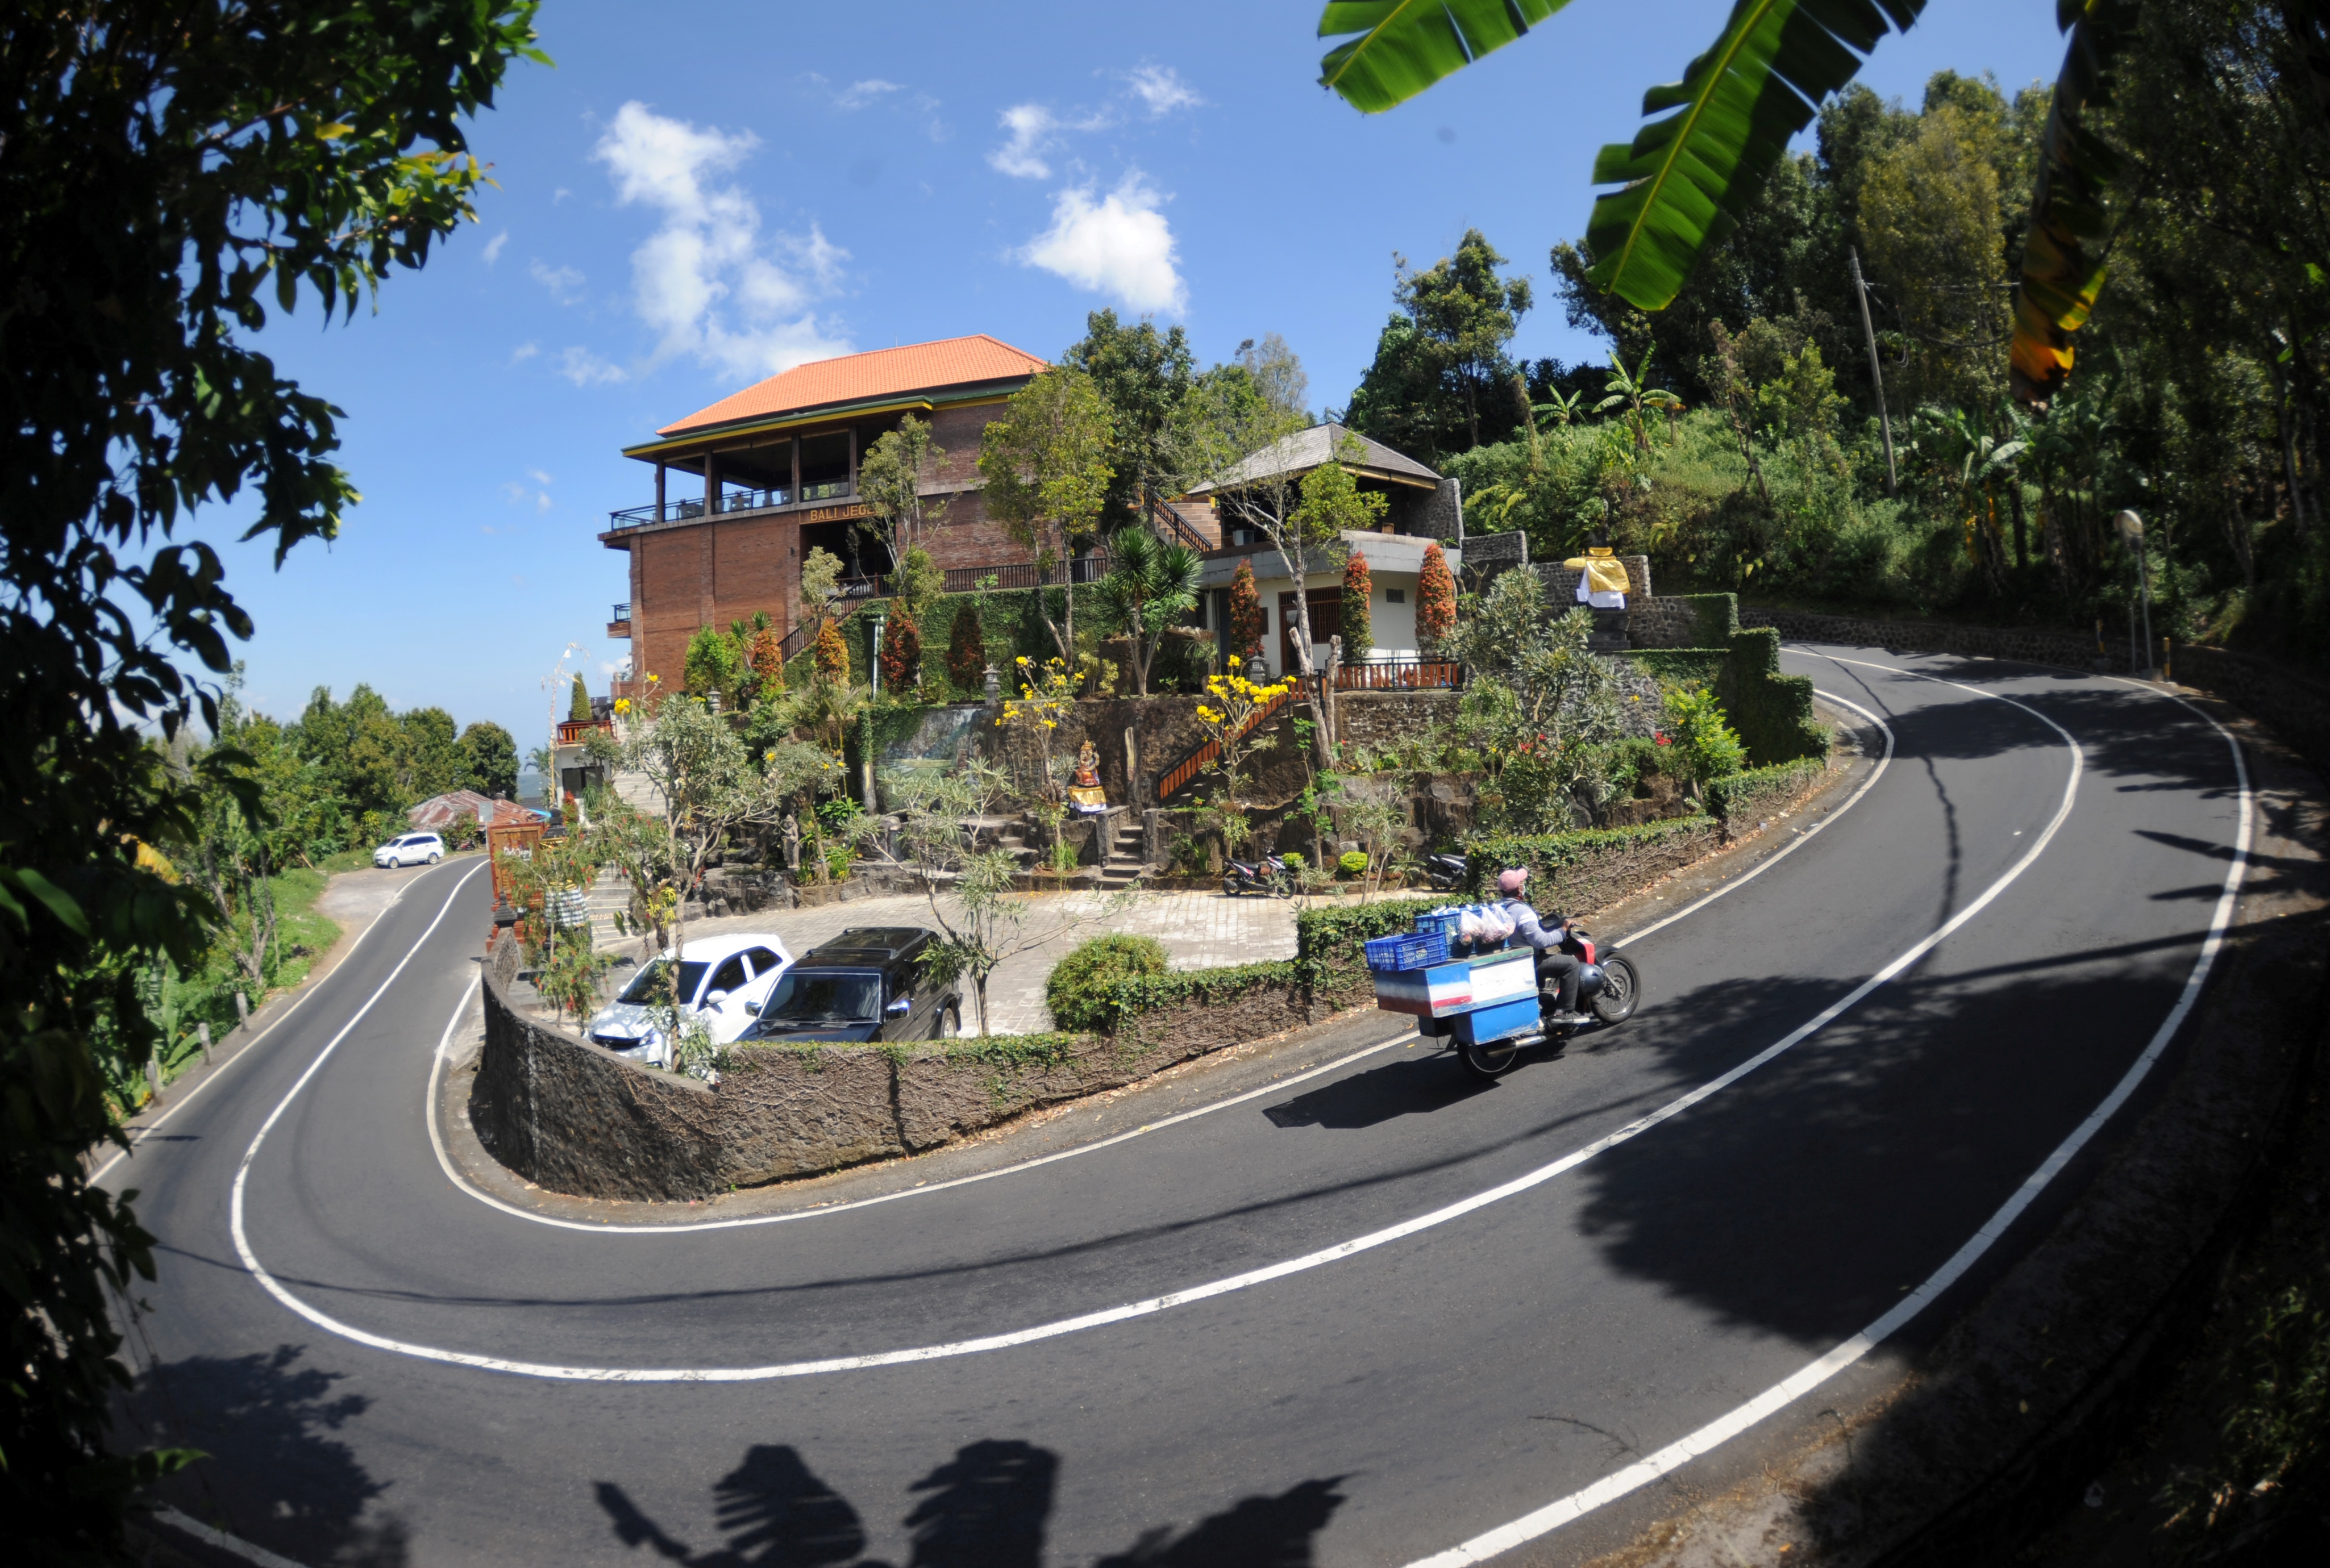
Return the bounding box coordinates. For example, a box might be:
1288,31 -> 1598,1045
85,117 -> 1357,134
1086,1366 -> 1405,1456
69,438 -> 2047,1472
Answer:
1093,525 -> 1205,696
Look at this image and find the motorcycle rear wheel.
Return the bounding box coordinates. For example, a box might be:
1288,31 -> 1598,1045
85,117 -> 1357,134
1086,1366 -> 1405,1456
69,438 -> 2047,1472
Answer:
1459,1035 -> 1528,1079
1590,954 -> 1641,1024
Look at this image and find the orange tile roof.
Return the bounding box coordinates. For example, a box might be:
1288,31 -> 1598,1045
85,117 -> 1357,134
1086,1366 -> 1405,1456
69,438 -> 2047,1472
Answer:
658,335 -> 1050,436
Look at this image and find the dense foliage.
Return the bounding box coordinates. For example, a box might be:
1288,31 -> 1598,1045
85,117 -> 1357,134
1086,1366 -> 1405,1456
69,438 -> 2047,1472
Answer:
0,1 -> 542,1554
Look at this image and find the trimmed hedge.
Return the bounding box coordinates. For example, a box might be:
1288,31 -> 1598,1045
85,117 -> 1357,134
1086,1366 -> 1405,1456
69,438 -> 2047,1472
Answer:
1624,649 -> 1726,689
1047,933 -> 1169,1031
1297,896 -> 1446,1013
1717,626 -> 1828,767
1086,959 -> 1301,1035
1704,757 -> 1827,825
1463,816 -> 1724,906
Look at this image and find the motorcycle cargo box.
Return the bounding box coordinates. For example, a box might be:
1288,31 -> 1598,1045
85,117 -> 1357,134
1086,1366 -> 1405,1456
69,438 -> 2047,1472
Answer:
1371,946 -> 1535,1019
1454,996 -> 1540,1046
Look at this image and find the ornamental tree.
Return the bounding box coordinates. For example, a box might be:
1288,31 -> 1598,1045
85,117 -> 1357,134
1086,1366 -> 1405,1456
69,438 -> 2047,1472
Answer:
1341,550 -> 1375,659
879,608 -> 922,694
946,601 -> 987,694
1226,559 -> 1266,668
813,618 -> 851,683
1416,541 -> 1458,652
568,673 -> 592,722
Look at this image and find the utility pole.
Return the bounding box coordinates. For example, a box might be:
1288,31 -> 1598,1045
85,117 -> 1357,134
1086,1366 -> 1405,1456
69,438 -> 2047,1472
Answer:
1850,248 -> 1898,497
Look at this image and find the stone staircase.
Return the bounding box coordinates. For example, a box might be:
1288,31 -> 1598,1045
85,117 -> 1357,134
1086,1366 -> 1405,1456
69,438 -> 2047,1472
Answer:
586,868 -> 634,953
1096,814 -> 1150,887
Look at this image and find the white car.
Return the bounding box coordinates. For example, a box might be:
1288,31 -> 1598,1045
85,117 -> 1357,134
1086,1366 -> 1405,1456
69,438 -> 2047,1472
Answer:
375,832 -> 445,869
585,933 -> 795,1066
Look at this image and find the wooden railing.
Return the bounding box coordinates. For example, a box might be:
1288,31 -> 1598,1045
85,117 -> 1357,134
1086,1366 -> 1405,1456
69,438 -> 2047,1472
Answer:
1156,683 -> 1296,803
1333,658 -> 1464,691
556,718 -> 612,745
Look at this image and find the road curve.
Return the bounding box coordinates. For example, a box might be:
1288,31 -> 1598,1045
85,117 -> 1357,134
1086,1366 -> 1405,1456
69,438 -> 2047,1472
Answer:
109,648 -> 2249,1567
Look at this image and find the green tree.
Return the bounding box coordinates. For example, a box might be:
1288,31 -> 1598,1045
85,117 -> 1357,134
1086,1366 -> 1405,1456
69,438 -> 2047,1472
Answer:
1092,526 -> 1204,696
858,414 -> 949,560
1063,308 -> 1197,530
946,601 -> 987,694
684,625 -> 746,706
398,705 -> 461,800
0,1 -> 542,1552
458,721 -> 519,799
977,368 -> 1117,664
1345,228 -> 1531,458
568,673 -> 592,723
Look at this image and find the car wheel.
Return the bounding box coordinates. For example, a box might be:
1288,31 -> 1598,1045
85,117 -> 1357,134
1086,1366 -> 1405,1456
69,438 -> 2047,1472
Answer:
428,852 -> 442,865
937,1001 -> 962,1040
384,857 -> 400,870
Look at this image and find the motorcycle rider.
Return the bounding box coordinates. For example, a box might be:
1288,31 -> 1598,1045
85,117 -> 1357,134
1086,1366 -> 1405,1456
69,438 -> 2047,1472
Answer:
1497,868 -> 1591,1027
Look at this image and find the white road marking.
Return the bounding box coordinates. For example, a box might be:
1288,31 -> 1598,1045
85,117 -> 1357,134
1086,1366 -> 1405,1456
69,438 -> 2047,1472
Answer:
1401,655 -> 2249,1565
155,1505 -> 314,1568
413,694 -> 1898,1237
230,664 -> 2086,1382
89,869 -> 422,1187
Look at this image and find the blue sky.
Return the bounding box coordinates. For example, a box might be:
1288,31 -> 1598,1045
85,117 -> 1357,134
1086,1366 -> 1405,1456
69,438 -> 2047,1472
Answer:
195,1 -> 2065,754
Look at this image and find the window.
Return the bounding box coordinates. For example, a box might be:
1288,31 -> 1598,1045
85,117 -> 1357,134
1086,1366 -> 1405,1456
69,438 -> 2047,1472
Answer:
763,971 -> 882,1023
743,947 -> 783,978
1258,607 -> 1269,632
1385,587 -> 1405,604
619,958 -> 708,1006
705,956 -> 751,998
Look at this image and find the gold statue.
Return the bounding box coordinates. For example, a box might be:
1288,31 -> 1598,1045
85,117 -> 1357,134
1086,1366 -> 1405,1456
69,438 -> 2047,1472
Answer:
1068,738 -> 1108,812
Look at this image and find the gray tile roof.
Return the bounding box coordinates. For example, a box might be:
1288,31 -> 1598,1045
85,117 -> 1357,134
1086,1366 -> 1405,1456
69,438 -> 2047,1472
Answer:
1187,422 -> 1439,494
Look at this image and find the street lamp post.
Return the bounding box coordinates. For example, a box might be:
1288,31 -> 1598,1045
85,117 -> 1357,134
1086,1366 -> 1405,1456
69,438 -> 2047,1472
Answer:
2114,510 -> 2156,680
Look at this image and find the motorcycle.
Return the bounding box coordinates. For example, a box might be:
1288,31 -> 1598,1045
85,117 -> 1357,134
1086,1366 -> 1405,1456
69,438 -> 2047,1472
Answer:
1446,924 -> 1642,1080
1222,854 -> 1296,898
1423,852 -> 1470,892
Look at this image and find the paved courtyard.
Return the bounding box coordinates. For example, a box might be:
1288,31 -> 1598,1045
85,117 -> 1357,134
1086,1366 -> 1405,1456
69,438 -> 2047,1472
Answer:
632,889 -> 1301,1035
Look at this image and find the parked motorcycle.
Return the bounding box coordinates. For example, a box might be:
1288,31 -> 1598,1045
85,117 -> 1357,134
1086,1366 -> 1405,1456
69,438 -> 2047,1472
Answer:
1456,925 -> 1642,1079
1222,855 -> 1296,897
1424,852 -> 1469,892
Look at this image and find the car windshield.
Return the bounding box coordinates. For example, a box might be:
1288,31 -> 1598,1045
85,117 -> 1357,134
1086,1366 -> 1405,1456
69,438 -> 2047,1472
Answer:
618,958 -> 710,1007
760,971 -> 881,1024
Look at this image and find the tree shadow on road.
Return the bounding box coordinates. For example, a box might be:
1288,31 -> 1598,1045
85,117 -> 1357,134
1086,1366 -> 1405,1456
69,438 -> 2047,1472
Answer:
595,1437 -> 1343,1567
127,1342 -> 409,1566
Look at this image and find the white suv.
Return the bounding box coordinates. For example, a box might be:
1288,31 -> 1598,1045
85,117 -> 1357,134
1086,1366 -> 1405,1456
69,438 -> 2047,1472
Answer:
375,832 -> 445,869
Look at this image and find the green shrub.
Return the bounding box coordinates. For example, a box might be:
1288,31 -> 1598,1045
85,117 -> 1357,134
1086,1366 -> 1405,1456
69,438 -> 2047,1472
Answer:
1338,850 -> 1369,877
1046,933 -> 1169,1031
1704,758 -> 1826,824
1280,851 -> 1306,871
1661,681 -> 1748,786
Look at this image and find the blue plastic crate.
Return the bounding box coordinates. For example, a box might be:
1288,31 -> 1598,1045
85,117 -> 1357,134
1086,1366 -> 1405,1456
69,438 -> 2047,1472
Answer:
1413,909 -> 1465,940
1365,931 -> 1450,973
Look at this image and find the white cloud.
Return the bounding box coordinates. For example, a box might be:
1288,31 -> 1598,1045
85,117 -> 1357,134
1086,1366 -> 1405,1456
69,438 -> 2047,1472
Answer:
482,228 -> 510,265
1126,65 -> 1202,116
527,468 -> 553,485
559,347 -> 628,387
837,78 -> 902,110
593,101 -> 853,381
989,103 -> 1059,180
510,341 -> 540,364
536,492 -> 554,515
1020,173 -> 1186,314
530,260 -> 586,305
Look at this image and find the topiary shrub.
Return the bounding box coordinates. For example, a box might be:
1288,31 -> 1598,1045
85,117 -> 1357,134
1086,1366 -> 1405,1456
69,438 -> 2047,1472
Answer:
946,600 -> 985,694
1338,850 -> 1368,877
1046,933 -> 1170,1032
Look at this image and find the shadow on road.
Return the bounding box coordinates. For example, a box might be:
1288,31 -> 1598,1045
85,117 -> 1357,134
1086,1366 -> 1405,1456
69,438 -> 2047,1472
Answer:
596,1438 -> 1343,1567
130,1343 -> 410,1566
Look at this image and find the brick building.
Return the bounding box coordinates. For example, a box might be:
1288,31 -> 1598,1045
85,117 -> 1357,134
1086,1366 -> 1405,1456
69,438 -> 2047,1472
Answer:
600,335 -> 1048,686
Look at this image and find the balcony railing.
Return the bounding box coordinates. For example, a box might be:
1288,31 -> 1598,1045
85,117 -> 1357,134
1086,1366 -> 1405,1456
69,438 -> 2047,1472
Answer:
1333,657 -> 1464,691
606,481 -> 856,530
831,553 -> 1116,602
610,602 -> 630,623
555,718 -> 613,746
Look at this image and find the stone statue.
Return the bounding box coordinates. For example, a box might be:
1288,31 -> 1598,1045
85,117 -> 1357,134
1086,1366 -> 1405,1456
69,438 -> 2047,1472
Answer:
780,812 -> 802,871
1068,738 -> 1108,814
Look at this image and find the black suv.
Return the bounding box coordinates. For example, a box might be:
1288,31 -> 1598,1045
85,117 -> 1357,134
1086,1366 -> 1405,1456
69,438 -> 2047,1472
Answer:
738,927 -> 963,1044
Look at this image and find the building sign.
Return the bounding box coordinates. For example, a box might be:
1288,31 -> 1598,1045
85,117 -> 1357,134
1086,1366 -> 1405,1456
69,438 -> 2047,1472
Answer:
808,502 -> 872,524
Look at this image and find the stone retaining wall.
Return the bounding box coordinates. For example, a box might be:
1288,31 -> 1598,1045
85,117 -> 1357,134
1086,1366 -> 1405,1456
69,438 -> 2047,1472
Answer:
473,964 -> 1301,1202
1734,603 -> 2127,671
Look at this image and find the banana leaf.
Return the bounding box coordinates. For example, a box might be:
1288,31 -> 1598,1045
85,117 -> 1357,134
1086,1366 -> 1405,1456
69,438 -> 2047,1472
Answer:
2010,0 -> 2141,407
1585,0 -> 1924,310
1316,0 -> 1571,114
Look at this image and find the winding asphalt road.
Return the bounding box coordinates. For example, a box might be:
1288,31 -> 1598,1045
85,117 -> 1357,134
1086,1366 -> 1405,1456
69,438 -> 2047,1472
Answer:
105,647 -> 2252,1567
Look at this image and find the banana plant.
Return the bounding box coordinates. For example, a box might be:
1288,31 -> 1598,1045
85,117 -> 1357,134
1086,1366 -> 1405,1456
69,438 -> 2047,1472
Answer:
1595,349 -> 1686,451
1316,0 -> 2141,406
